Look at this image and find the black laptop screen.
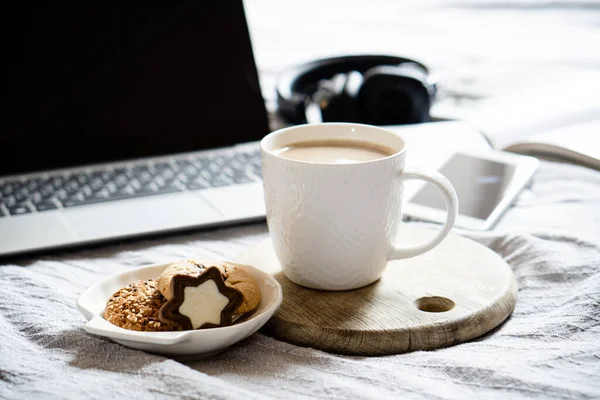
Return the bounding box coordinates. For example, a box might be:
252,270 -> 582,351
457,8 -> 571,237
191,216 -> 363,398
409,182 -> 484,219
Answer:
2,1 -> 270,176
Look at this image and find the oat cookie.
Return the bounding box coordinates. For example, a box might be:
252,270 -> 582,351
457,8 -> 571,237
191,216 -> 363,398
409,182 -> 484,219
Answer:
104,279 -> 174,332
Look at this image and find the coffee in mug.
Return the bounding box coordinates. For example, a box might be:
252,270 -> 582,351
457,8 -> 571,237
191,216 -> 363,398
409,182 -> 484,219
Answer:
273,139 -> 396,164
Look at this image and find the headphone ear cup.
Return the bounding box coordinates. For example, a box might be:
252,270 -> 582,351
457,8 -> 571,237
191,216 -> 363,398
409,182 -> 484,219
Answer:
357,64 -> 432,125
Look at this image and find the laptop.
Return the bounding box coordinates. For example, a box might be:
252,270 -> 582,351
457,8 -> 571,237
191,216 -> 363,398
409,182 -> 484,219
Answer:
0,1 -> 271,257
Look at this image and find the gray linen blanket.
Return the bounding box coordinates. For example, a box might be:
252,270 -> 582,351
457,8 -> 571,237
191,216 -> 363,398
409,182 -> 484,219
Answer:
1,160 -> 599,399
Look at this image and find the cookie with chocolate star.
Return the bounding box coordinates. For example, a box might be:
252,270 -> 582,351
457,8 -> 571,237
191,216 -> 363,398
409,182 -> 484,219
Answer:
157,265 -> 243,330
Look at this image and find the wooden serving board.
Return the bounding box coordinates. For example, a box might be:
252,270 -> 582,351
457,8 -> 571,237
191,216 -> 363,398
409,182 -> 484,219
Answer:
236,226 -> 517,356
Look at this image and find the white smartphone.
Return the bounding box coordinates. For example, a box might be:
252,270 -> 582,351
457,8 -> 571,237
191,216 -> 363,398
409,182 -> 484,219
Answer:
404,150 -> 540,231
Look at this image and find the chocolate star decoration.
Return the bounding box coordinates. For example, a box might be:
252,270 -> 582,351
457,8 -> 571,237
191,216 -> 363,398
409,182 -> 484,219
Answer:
159,267 -> 243,330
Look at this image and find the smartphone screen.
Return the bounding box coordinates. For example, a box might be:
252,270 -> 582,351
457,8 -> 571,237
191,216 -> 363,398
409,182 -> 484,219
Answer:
410,153 -> 517,220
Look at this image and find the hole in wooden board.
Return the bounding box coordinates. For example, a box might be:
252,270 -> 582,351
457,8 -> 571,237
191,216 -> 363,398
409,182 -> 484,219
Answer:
414,296 -> 455,313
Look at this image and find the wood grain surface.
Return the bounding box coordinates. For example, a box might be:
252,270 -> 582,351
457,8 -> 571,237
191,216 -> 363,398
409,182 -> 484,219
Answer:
236,226 -> 517,356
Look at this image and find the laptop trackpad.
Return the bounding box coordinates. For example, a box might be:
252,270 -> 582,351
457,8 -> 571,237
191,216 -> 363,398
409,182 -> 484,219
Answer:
0,213 -> 76,255
200,182 -> 265,218
63,193 -> 223,240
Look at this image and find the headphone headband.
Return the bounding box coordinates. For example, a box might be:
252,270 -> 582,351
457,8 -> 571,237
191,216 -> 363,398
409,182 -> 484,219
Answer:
276,55 -> 432,124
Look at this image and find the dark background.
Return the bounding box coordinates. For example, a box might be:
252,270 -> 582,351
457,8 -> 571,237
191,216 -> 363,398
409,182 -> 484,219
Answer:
2,1 -> 269,175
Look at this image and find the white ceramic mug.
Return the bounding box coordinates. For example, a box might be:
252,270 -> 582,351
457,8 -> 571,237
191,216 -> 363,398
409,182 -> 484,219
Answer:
260,123 -> 458,291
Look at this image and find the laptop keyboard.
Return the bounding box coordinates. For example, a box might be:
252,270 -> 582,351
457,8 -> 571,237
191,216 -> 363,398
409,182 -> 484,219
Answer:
0,147 -> 262,217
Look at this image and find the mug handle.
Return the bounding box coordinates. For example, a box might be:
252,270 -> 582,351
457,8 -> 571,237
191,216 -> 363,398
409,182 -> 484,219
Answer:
389,166 -> 459,259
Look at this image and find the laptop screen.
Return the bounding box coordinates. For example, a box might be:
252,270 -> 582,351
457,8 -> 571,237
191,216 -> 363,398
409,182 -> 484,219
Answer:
2,1 -> 270,177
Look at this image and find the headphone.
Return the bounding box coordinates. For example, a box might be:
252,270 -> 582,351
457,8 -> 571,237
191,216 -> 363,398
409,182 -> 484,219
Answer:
276,55 -> 436,126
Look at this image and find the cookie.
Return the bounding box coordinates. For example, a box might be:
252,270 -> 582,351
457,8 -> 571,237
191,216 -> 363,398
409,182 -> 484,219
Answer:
160,259 -> 262,316
158,266 -> 243,330
205,261 -> 261,315
157,260 -> 203,300
104,279 -> 175,332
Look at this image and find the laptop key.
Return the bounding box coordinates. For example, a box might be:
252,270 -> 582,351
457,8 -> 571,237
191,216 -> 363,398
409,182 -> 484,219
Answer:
40,184 -> 55,198
234,153 -> 250,164
113,167 -> 134,179
61,198 -> 84,207
72,173 -> 90,185
180,165 -> 199,178
8,204 -> 32,215
151,176 -> 166,187
14,191 -> 28,202
62,192 -> 86,207
3,196 -> 16,207
55,189 -> 69,201
94,190 -> 131,201
160,168 -> 177,181
162,182 -> 182,192
35,200 -> 58,212
136,184 -> 181,197
187,179 -> 209,190
191,159 -> 205,170
207,163 -> 222,173
229,159 -> 244,171
138,170 -> 153,183
142,181 -> 159,192
1,182 -> 17,197
91,170 -> 114,183
199,170 -> 213,181
250,158 -> 261,169
10,181 -> 25,192
80,185 -> 93,197
175,173 -> 190,184
132,165 -> 152,176
130,179 -> 142,191
94,189 -> 111,199
217,154 -> 234,166
221,167 -> 235,178
117,186 -> 137,197
89,178 -> 104,191
26,180 -> 40,192
76,173 -> 92,185
30,192 -> 43,204
64,179 -> 80,193
113,173 -> 130,187
232,173 -> 254,184
154,162 -> 172,170
51,176 -> 65,190
174,160 -> 190,170
105,182 -> 118,194
209,176 -> 233,188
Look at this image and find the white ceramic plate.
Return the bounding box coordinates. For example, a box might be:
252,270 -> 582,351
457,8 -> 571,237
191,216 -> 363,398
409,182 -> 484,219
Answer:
77,261 -> 282,358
